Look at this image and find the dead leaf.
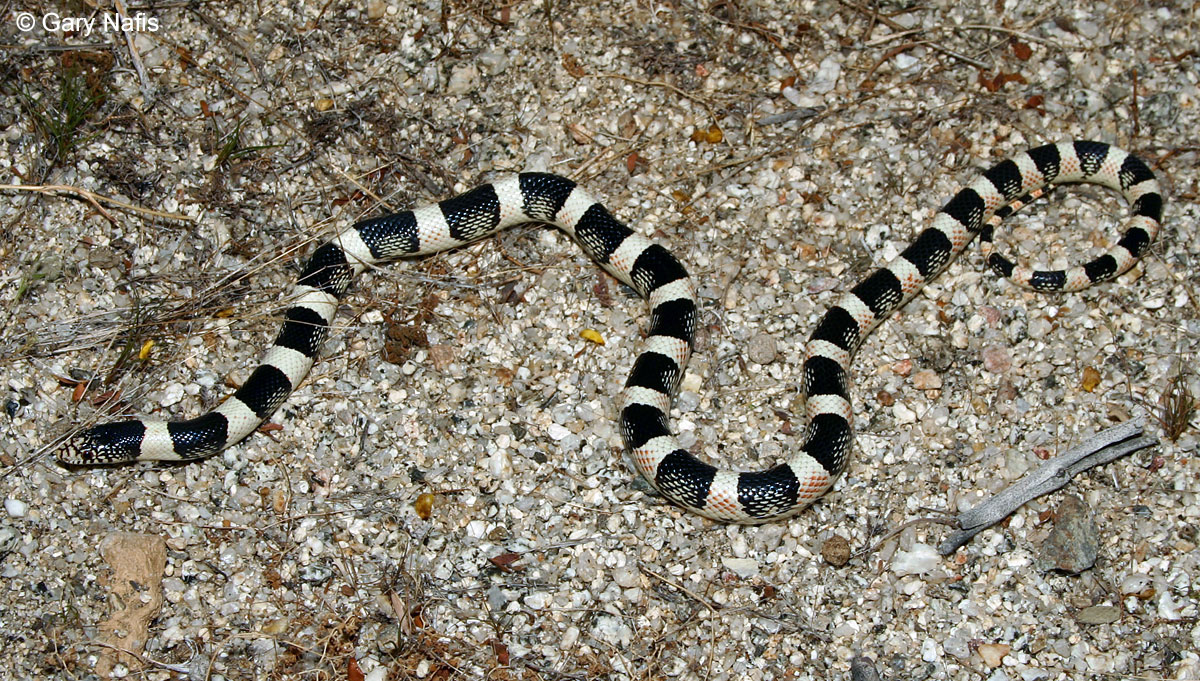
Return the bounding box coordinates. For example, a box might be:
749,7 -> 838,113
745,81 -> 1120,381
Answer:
348,657 -> 365,681
489,552 -> 525,572
95,533 -> 167,677
562,53 -> 586,78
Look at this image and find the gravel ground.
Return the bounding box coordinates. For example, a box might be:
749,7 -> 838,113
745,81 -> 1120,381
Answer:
2,1 -> 1199,679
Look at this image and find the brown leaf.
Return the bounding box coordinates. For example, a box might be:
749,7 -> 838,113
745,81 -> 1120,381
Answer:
389,590 -> 412,634
347,656 -> 365,681
562,53 -> 586,78
490,639 -> 511,665
1011,41 -> 1033,60
494,367 -> 515,386
498,279 -> 524,305
978,71 -> 1026,92
593,271 -> 613,307
264,567 -> 284,589
489,552 -> 525,572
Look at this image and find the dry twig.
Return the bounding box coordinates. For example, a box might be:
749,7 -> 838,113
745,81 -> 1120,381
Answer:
0,183 -> 195,224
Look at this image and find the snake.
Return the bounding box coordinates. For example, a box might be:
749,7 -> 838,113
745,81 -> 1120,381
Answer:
58,141 -> 1161,523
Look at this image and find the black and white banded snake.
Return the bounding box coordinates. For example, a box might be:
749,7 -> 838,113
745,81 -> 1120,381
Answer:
59,141 -> 1162,524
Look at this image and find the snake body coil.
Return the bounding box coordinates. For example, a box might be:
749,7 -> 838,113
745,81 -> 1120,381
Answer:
60,142 -> 1162,523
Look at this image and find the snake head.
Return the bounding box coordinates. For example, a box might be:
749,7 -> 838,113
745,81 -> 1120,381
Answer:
57,422 -> 146,465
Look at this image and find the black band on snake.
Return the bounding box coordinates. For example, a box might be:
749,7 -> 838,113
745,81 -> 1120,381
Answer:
59,141 -> 1162,523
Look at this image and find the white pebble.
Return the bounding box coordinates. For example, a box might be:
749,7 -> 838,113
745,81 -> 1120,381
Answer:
524,591 -> 550,609
160,382 -> 186,407
893,53 -> 920,72
721,557 -> 759,578
891,543 -> 940,575
811,55 -> 842,94
446,64 -> 479,95
4,498 -> 27,518
892,401 -> 917,424
921,638 -> 939,662
1119,573 -> 1152,594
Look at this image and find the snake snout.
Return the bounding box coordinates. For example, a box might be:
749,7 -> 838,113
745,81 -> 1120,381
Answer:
58,423 -> 145,465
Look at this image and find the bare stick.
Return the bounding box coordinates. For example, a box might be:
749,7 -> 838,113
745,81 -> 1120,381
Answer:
0,184 -> 195,223
113,0 -> 151,93
939,417 -> 1156,554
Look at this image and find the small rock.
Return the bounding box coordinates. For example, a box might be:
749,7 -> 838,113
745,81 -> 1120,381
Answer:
477,50 -> 509,75
1140,92 -> 1179,128
980,305 -> 1003,326
613,564 -> 641,587
810,55 -> 841,94
1156,590 -> 1182,620
299,564 -> 334,584
428,344 -> 455,370
911,369 -> 942,390
977,643 -> 1010,668
524,591 -> 550,609
746,333 -> 778,364
721,557 -> 759,578
4,498 -> 27,518
260,617 -> 288,635
447,64 -> 479,95
1037,495 -> 1099,573
1028,317 -> 1052,339
0,526 -> 17,553
891,543 -> 940,575
1076,605 -> 1121,624
1118,573 -> 1152,595
893,53 -> 919,72
982,346 -> 1012,373
850,656 -> 881,681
